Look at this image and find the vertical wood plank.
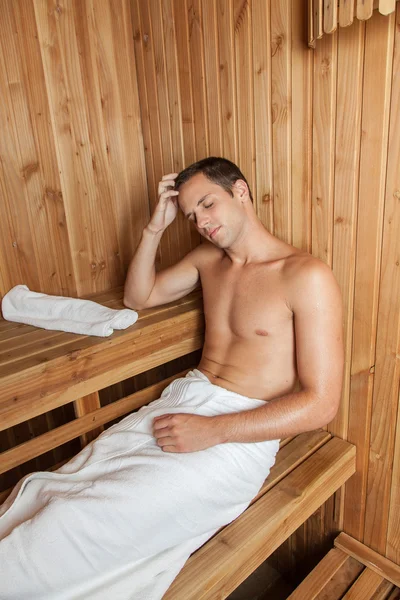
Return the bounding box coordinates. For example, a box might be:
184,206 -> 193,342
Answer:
325,19 -> 364,537
271,0 -> 292,244
217,0 -> 237,162
234,0 -> 255,199
187,0 -> 208,161
379,3 -> 400,563
311,31 -> 337,266
291,0 -> 312,253
252,0 -> 274,232
74,391 -> 104,446
344,11 -> 395,546
201,0 -> 222,157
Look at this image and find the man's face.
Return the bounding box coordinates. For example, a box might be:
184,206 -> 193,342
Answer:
177,172 -> 245,248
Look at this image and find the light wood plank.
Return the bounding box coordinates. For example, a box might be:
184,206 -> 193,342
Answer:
271,0 -> 292,244
311,30 -> 337,266
358,11 -> 396,552
252,0 -> 274,232
342,568 -> 386,599
234,0 -> 255,201
357,0 -> 374,20
314,556 -> 364,599
188,0 -> 208,160
287,547 -> 349,599
370,580 -> 396,599
379,0 -> 397,15
335,533 -> 400,588
201,0 -> 222,156
73,391 -> 104,446
383,1 -> 400,565
324,0 -> 338,33
344,10 -> 395,544
339,0 -> 355,27
292,0 -> 312,253
216,0 -> 237,163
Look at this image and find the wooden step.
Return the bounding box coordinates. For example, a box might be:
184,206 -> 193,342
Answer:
287,532 -> 400,599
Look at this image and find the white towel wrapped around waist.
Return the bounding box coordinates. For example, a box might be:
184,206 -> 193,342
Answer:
1,284 -> 138,337
0,369 -> 280,600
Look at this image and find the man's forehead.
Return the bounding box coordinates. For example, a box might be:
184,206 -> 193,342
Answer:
178,174 -> 217,211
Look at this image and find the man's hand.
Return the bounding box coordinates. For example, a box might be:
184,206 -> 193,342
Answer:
153,413 -> 221,453
147,173 -> 180,235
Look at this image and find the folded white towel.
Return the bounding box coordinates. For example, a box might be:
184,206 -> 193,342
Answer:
1,285 -> 138,337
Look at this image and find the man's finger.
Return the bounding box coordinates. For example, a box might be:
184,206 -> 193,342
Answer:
161,445 -> 177,453
153,416 -> 173,430
156,435 -> 175,446
161,173 -> 178,180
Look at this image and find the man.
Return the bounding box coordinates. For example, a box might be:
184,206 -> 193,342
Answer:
124,156 -> 344,452
0,157 -> 343,600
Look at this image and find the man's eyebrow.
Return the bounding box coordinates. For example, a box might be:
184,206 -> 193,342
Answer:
185,194 -> 211,219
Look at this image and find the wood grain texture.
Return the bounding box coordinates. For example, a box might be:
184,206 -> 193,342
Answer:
164,437 -> 356,599
1,0 -> 400,577
349,11 -> 395,552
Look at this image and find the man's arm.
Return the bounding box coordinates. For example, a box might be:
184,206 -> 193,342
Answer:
153,259 -> 344,452
124,172 -> 201,310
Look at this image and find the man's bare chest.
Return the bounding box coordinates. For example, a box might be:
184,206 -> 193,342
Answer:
200,264 -> 293,340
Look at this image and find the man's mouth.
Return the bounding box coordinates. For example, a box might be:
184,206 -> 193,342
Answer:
209,227 -> 221,239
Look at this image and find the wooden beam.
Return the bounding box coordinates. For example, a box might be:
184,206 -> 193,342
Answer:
335,533 -> 400,588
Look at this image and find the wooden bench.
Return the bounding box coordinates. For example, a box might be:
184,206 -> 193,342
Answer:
287,532 -> 400,599
0,288 -> 356,599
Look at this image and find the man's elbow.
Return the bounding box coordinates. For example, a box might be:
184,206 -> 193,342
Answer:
123,295 -> 144,311
317,394 -> 341,427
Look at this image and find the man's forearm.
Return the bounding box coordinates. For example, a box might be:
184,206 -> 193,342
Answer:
124,227 -> 163,309
213,389 -> 338,443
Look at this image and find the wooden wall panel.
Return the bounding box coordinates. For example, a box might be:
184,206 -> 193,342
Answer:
386,5 -> 400,564
271,0 -> 292,244
345,10 -> 395,548
0,0 -> 148,298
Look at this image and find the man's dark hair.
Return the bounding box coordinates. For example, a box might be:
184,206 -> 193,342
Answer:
174,156 -> 254,203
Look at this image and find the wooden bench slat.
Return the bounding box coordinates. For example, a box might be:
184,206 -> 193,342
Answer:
255,429 -> 331,501
342,568 -> 385,599
0,330 -> 81,366
335,532 -> 400,588
0,327 -> 65,354
287,547 -> 350,599
164,437 -> 356,600
370,580 -> 396,600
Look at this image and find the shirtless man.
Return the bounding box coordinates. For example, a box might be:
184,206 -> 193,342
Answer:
0,157 -> 344,600
124,156 -> 344,453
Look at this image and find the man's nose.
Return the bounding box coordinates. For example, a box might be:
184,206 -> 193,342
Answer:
197,213 -> 210,229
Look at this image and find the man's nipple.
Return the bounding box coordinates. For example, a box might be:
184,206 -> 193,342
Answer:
255,329 -> 269,336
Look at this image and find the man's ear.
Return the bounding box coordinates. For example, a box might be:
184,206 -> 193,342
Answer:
233,179 -> 249,202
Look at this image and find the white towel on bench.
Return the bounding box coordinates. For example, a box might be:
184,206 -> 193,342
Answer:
1,284 -> 138,337
0,369 -> 280,600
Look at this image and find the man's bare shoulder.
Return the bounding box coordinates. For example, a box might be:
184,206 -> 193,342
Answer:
283,252 -> 341,311
186,241 -> 224,268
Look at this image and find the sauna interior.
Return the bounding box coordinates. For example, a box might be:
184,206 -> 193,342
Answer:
0,0 -> 399,598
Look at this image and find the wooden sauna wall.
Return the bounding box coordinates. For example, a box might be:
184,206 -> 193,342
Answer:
0,0 -> 399,576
